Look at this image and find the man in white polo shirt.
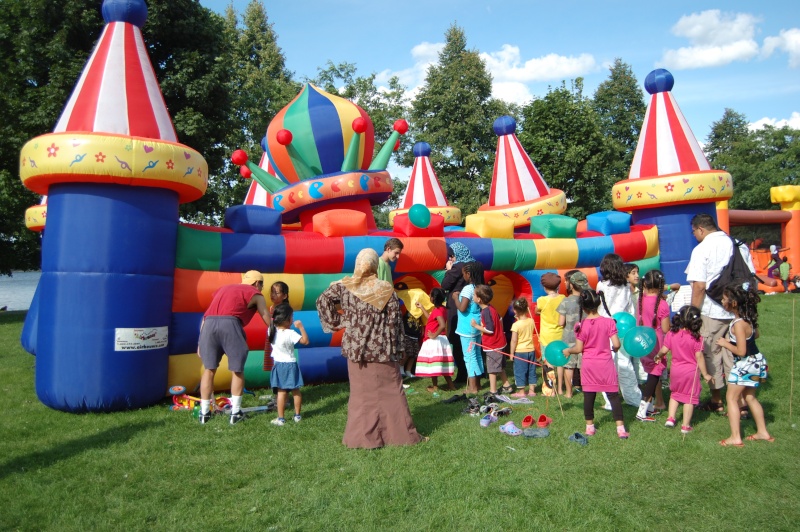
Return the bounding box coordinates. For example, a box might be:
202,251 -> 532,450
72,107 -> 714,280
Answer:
685,213 -> 755,414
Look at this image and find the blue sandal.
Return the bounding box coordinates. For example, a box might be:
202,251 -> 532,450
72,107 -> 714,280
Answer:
499,421 -> 522,436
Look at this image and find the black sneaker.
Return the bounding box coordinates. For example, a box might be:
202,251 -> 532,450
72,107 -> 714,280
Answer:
229,410 -> 247,425
499,385 -> 515,394
199,412 -> 212,424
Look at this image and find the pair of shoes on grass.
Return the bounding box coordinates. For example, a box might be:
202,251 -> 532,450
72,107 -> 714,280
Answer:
271,414 -> 301,426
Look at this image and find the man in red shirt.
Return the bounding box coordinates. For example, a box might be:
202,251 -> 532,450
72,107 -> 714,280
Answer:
198,270 -> 271,424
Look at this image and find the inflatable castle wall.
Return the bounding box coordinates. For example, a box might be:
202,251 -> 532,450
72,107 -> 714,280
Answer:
19,0 -> 797,412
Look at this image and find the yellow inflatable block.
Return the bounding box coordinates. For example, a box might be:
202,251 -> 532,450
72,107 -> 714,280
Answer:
167,353 -> 203,394
533,238 -> 579,270
465,213 -> 514,239
641,225 -> 660,259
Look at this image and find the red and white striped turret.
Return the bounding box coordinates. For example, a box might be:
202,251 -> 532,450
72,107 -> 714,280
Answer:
390,142 -> 462,226
54,18 -> 177,141
477,116 -> 565,227
489,116 -> 550,206
612,69 -> 731,212
628,71 -> 709,179
400,142 -> 450,208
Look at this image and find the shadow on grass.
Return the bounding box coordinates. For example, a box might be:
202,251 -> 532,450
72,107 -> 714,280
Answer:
0,420 -> 165,480
0,310 -> 27,326
299,385 -> 349,418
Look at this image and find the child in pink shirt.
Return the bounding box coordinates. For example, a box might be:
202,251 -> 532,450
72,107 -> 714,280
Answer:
563,290 -> 629,439
654,305 -> 712,434
635,270 -> 671,422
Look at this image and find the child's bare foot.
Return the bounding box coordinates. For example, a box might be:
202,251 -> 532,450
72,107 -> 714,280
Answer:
719,437 -> 744,447
446,384 -> 456,391
426,386 -> 438,393
564,393 -> 573,399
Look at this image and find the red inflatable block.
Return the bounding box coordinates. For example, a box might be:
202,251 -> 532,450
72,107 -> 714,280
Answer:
392,213 -> 445,237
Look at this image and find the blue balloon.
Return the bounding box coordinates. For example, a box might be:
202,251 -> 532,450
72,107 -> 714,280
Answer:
622,326 -> 658,358
408,204 -> 431,229
544,340 -> 570,367
613,312 -> 636,338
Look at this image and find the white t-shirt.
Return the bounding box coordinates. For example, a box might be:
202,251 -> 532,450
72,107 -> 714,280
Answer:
271,328 -> 302,363
596,280 -> 634,317
685,230 -> 754,320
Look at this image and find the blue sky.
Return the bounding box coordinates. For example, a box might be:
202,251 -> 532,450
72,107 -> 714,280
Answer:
200,0 -> 799,148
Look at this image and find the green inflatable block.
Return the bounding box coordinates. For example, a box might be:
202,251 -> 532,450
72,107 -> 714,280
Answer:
529,214 -> 578,238
176,225 -> 221,271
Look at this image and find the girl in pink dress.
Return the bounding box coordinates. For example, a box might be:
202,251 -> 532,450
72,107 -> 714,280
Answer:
654,306 -> 713,434
415,288 -> 455,393
563,290 -> 629,439
635,270 -> 671,422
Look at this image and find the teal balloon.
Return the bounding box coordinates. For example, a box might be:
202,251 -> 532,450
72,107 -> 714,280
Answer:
544,340 -> 570,367
622,326 -> 658,358
613,312 -> 636,337
408,204 -> 431,228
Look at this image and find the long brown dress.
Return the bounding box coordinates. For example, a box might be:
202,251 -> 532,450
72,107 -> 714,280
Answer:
317,281 -> 424,449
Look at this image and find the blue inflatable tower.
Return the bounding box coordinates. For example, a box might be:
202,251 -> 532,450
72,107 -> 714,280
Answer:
18,0 -> 207,411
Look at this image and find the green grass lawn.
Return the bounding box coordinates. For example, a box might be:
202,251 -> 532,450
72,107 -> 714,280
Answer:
2,295 -> 800,531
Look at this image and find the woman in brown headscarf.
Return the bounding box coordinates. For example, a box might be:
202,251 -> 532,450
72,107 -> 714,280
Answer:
317,248 -> 425,448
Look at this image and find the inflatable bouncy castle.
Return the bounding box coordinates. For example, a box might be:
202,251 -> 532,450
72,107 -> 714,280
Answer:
19,0 -> 799,412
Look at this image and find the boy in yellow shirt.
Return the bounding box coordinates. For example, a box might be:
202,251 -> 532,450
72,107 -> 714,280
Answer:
536,272 -> 565,396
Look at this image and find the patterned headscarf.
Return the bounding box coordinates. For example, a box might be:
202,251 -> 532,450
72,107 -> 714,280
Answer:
449,242 -> 475,264
341,249 -> 395,310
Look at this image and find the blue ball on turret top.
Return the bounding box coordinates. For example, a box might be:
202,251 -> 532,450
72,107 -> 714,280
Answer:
493,115 -> 516,136
413,142 -> 432,157
644,69 -> 674,94
102,0 -> 148,28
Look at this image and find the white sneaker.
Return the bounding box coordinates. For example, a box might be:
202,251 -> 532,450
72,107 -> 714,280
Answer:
271,417 -> 286,426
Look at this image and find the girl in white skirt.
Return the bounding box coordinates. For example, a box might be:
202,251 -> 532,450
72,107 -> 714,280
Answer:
269,302 -> 309,425
415,288 -> 455,393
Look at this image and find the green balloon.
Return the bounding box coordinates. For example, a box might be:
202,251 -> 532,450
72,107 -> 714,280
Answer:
613,312 -> 636,337
544,340 -> 570,367
622,326 -> 658,358
408,204 -> 431,228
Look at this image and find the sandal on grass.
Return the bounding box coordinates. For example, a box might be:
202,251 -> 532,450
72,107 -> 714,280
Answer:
499,421 -> 522,436
745,435 -> 775,442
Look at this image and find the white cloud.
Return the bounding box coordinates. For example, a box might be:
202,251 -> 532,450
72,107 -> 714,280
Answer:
763,28 -> 800,67
659,10 -> 761,69
481,45 -> 597,83
749,111 -> 800,130
491,81 -> 534,106
375,41 -> 597,106
375,41 -> 442,91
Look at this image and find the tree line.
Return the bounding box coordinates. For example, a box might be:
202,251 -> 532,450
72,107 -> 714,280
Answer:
1,1 -> 797,275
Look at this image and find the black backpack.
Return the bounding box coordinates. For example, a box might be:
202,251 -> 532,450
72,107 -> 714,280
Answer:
705,237 -> 759,305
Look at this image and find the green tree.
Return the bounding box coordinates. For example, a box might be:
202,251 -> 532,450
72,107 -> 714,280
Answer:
175,1 -> 298,224
706,111 -> 799,211
593,59 -> 645,183
403,24 -> 506,216
518,79 -> 614,220
704,108 -> 750,168
0,0 -> 103,275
